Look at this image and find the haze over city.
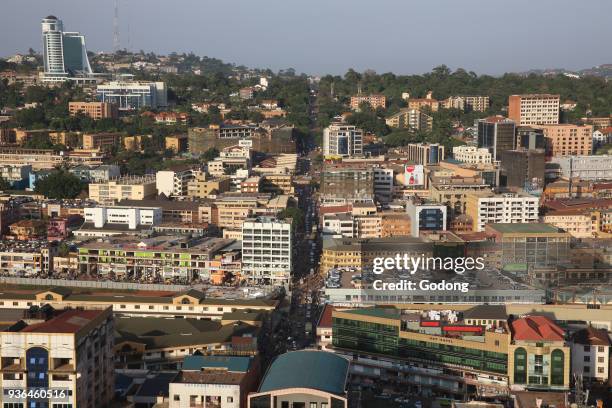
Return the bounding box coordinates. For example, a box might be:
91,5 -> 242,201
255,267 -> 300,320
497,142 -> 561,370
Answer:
1,0 -> 612,75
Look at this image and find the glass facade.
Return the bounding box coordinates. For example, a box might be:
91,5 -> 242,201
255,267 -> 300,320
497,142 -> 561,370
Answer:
26,347 -> 49,408
333,316 -> 508,375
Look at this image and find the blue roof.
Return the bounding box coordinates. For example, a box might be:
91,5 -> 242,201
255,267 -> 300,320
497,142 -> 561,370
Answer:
182,355 -> 253,373
259,351 -> 349,396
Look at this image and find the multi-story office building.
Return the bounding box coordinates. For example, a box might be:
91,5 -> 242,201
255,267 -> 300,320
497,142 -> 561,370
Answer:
0,164 -> 32,189
350,94 -> 386,110
477,116 -> 516,161
321,236 -> 432,273
75,205 -> 162,237
508,315 -> 570,390
88,174 -> 157,203
0,147 -> 105,170
500,149 -> 545,190
550,155 -> 612,181
405,143 -> 445,165
78,235 -> 235,280
41,16 -> 94,82
535,124 -> 593,156
570,327 -> 610,383
465,191 -> 539,232
241,217 -> 292,285
508,94 -> 560,125
156,167 -> 199,197
405,198 -> 448,237
452,146 -> 493,164
320,167 -> 375,204
187,173 -> 232,198
68,101 -> 118,120
443,95 -> 490,112
169,355 -> 260,408
484,223 -> 571,270
385,108 -> 433,131
69,164 -> 121,183
515,127 -> 545,150
82,132 -> 121,151
332,307 -> 511,398
96,81 -> 168,111
322,124 -> 363,158
0,307 -> 114,408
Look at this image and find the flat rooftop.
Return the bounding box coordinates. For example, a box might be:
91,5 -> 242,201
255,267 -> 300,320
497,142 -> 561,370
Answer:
487,223 -> 562,234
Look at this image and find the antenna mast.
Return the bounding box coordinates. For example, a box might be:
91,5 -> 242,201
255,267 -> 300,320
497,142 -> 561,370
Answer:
113,0 -> 120,52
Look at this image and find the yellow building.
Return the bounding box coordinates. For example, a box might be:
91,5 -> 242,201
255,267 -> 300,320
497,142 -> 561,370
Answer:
187,173 -> 231,198
123,134 -> 152,151
165,134 -> 188,153
89,175 -> 157,203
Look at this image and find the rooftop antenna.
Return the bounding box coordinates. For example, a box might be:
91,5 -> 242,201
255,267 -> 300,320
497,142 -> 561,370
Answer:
113,0 -> 120,52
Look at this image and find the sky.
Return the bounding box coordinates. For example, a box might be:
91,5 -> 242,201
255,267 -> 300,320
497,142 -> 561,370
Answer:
1,0 -> 611,76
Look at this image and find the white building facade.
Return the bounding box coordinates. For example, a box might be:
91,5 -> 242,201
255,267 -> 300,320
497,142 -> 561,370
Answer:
452,146 -> 493,164
241,217 -> 292,285
323,124 -> 363,158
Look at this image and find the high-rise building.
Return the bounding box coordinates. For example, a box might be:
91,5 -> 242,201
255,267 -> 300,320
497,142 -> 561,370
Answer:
241,217 -> 293,285
96,81 -> 168,111
405,143 -> 445,165
322,124 -> 363,158
477,116 -> 516,161
405,198 -> 448,237
500,149 -> 546,190
508,94 -> 560,125
41,16 -> 93,82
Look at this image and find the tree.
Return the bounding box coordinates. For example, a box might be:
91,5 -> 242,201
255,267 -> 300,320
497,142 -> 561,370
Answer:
0,176 -> 11,191
278,207 -> 304,231
202,147 -> 220,162
34,170 -> 85,199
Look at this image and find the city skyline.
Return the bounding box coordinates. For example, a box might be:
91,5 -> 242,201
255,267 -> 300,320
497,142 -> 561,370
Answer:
1,0 -> 611,75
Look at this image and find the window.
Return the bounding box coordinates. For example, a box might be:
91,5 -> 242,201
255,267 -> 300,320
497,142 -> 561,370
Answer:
227,397 -> 233,403
584,366 -> 590,373
310,403 -> 318,408
597,357 -> 604,363
584,356 -> 590,362
583,345 -> 590,352
173,395 -> 180,401
598,367 -> 604,374
597,346 -> 605,353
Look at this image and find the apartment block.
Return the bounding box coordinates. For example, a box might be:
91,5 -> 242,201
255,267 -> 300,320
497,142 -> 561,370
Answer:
550,155 -> 612,181
187,173 -> 232,198
0,307 -> 114,408
68,101 -> 118,120
508,94 -> 560,125
535,124 -> 593,156
385,108 -> 433,131
443,95 -> 490,112
241,217 -> 292,285
570,327 -> 610,383
88,174 -> 157,203
465,191 -> 539,232
350,94 -> 386,110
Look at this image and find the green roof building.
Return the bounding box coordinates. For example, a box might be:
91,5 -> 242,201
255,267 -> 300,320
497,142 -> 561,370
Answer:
248,350 -> 349,408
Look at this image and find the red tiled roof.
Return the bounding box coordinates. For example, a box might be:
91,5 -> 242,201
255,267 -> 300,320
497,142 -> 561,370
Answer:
511,315 -> 564,342
317,304 -> 335,328
20,309 -> 105,334
319,205 -> 352,215
571,327 -> 611,346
